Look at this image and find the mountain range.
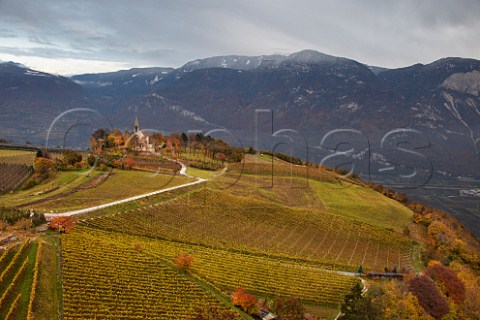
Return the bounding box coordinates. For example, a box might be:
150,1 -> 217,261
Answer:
1,50 -> 480,183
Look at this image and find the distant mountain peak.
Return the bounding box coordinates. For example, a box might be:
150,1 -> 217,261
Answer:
0,62 -> 57,78
366,65 -> 390,75
179,50 -> 358,73
0,61 -> 27,68
180,54 -> 285,72
287,50 -> 340,64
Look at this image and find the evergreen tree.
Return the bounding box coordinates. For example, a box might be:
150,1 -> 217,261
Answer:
341,282 -> 363,318
357,265 -> 364,275
339,282 -> 380,320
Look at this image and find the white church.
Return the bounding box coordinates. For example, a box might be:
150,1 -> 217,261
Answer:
132,116 -> 155,153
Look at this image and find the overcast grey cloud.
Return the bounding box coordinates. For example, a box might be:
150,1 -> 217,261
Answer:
0,0 -> 479,75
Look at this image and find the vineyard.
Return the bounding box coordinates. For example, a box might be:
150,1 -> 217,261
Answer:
178,150 -> 225,171
227,162 -> 339,184
209,171 -> 413,231
0,148 -> 420,318
0,150 -> 37,166
0,164 -> 33,193
124,155 -> 182,174
0,238 -> 41,320
65,226 -> 358,315
31,170 -> 193,211
0,150 -> 36,193
62,227 -> 243,320
83,184 -> 413,272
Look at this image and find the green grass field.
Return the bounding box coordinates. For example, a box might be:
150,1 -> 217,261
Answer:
209,170 -> 412,231
308,179 -> 413,231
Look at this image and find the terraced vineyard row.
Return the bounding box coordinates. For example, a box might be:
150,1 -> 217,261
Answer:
33,170 -> 192,212
0,150 -> 36,193
62,227 -> 241,320
125,156 -> 181,173
83,188 -> 413,272
73,226 -> 358,307
227,163 -> 338,183
0,239 -> 40,320
0,150 -> 36,166
0,164 -> 33,193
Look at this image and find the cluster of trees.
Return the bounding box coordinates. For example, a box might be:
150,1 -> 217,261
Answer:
340,262 -> 479,319
418,211 -> 480,268
88,129 -> 245,171
89,128 -> 169,154
366,182 -> 409,204
406,262 -> 470,319
23,150 -> 85,189
23,157 -> 54,189
231,288 -> 322,319
339,279 -> 433,319
339,282 -> 380,319
89,129 -> 244,161
183,133 -> 244,164
367,181 -> 480,269
0,207 -> 46,231
357,179 -> 480,319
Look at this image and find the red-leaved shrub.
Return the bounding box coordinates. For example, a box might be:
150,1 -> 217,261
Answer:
425,264 -> 466,304
408,275 -> 449,319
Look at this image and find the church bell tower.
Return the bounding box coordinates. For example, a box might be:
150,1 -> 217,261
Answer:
134,116 -> 140,133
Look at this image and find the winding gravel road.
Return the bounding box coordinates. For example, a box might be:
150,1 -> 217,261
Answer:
44,160 -> 203,219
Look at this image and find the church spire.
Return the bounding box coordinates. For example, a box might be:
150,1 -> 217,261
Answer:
134,116 -> 139,133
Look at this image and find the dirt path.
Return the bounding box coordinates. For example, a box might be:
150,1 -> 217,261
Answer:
16,172 -> 111,209
44,162 -> 205,219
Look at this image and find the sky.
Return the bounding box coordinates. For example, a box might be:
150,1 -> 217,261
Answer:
0,0 -> 479,75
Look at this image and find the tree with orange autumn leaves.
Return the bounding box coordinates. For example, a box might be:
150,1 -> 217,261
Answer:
166,137 -> 182,159
375,281 -> 433,320
175,253 -> 193,273
231,288 -> 257,314
49,216 -> 77,233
